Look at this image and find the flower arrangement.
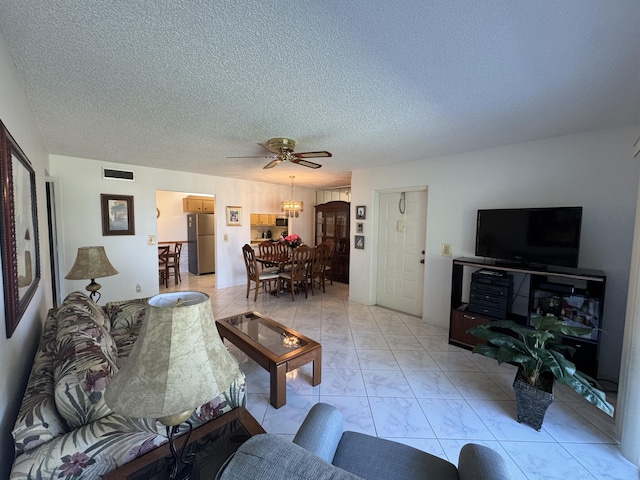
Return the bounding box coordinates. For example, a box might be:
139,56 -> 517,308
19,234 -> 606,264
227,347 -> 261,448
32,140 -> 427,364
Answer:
280,234 -> 302,248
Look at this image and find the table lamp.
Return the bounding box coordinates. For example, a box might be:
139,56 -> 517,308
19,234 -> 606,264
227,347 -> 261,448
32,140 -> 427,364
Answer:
105,291 -> 241,480
65,246 -> 119,302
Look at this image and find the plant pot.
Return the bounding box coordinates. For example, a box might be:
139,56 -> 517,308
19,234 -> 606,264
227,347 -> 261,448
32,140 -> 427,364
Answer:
512,368 -> 554,431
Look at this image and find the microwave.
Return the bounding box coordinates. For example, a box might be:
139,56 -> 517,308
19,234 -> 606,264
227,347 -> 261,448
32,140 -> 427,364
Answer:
275,217 -> 288,227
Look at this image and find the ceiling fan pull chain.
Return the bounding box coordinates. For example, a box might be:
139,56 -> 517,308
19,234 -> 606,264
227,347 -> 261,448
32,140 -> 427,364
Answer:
399,192 -> 406,214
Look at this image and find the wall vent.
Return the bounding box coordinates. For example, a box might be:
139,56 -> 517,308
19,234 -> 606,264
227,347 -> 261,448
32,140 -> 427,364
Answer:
102,167 -> 135,181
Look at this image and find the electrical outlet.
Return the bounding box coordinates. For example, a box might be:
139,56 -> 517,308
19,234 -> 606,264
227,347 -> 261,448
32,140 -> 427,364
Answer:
441,243 -> 452,257
136,284 -> 141,293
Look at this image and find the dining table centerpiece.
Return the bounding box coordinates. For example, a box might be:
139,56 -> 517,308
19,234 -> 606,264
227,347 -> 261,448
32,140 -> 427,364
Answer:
280,234 -> 302,249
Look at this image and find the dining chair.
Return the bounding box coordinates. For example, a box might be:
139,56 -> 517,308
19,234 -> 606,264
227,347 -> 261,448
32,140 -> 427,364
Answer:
278,245 -> 313,301
310,243 -> 331,295
242,244 -> 279,301
257,241 -> 280,273
323,240 -> 336,285
165,241 -> 182,285
158,245 -> 170,287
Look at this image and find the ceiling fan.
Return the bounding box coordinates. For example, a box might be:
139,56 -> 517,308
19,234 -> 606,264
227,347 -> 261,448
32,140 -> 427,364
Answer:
228,137 -> 332,169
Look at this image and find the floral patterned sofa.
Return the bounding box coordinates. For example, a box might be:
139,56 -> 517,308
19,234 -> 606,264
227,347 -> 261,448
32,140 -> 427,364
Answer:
9,291 -> 246,479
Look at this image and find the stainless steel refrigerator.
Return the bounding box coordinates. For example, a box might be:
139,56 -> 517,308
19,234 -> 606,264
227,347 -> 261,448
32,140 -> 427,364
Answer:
187,213 -> 215,274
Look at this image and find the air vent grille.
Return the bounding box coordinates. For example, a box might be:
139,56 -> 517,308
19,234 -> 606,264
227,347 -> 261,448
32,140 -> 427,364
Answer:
102,167 -> 135,181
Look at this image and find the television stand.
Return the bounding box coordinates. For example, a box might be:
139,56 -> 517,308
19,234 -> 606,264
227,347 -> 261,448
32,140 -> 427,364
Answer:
493,259 -> 548,270
448,257 -> 606,378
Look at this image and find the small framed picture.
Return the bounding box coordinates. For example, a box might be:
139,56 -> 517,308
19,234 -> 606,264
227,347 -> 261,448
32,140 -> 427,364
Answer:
355,235 -> 365,249
356,222 -> 364,234
101,194 -> 135,235
356,206 -> 366,219
226,206 -> 242,226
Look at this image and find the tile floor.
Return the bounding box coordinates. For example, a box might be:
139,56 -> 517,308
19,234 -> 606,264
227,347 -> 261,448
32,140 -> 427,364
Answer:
165,272 -> 637,480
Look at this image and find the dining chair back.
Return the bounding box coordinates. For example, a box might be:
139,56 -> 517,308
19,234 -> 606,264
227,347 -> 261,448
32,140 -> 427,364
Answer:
158,245 -> 170,287
278,245 -> 313,301
257,241 -> 280,273
242,244 -> 279,301
323,240 -> 336,285
310,243 -> 331,295
165,241 -> 183,285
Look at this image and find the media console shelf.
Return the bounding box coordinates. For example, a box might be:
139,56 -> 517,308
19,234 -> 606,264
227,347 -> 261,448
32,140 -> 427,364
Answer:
449,257 -> 606,377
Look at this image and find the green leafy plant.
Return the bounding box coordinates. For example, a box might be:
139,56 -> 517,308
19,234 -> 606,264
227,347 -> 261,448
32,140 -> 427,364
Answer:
469,315 -> 614,416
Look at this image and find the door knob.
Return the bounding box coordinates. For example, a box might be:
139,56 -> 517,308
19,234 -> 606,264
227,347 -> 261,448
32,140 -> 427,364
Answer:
422,250 -> 425,255
420,259 -> 425,264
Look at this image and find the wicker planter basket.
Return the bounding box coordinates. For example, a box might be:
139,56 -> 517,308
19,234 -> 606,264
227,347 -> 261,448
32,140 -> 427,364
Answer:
512,368 -> 554,431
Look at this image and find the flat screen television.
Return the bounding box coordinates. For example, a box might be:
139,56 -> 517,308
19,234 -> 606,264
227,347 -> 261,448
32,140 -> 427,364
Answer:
475,207 -> 582,268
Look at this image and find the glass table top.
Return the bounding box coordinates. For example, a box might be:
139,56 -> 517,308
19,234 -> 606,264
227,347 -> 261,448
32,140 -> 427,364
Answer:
218,312 -> 309,356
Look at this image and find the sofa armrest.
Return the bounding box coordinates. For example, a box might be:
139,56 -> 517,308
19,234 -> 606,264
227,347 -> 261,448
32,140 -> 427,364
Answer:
292,403 -> 344,463
458,443 -> 513,480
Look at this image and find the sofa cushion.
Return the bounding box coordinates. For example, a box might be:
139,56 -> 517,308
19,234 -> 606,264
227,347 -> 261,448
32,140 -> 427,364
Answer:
333,432 -> 459,480
216,434 -> 362,480
53,305 -> 118,429
57,291 -> 111,330
105,298 -> 149,331
12,312 -> 69,455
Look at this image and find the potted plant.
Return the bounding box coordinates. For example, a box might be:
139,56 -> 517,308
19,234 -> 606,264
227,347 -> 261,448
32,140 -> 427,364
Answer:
468,315 -> 614,430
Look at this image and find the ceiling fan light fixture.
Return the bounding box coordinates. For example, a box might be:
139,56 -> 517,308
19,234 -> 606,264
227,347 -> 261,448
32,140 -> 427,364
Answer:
281,176 -> 303,218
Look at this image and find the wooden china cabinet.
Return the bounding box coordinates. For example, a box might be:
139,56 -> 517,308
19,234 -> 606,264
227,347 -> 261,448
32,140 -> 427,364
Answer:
315,201 -> 350,284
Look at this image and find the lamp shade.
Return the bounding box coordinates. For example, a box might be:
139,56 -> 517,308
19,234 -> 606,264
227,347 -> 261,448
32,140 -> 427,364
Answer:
104,292 -> 240,422
65,246 -> 119,280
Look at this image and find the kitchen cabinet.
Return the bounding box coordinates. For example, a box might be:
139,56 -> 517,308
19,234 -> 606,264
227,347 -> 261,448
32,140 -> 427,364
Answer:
315,201 -> 350,284
183,197 -> 214,213
250,214 -> 276,226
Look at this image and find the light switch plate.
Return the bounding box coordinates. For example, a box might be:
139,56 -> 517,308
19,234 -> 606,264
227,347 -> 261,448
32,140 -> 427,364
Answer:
397,220 -> 405,232
147,235 -> 157,246
441,243 -> 452,257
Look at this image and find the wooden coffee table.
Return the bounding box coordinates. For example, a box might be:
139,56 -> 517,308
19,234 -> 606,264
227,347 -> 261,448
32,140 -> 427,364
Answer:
103,407 -> 264,479
216,311 -> 322,408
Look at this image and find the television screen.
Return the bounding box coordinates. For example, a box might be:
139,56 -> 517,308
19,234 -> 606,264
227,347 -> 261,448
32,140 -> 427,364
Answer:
475,207 -> 582,267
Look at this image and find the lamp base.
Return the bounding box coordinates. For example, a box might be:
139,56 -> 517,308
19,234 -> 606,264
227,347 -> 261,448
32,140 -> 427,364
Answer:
85,279 -> 102,302
164,457 -> 198,480
165,422 -> 197,480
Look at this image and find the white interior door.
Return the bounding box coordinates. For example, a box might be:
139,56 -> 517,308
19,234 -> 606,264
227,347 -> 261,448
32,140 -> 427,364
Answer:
376,190 -> 427,316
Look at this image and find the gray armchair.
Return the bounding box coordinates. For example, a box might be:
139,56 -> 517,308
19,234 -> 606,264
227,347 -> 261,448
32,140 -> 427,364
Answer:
216,403 -> 513,480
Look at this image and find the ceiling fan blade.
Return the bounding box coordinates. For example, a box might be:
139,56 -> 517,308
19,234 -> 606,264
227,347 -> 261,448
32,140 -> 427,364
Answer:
295,151 -> 332,158
291,158 -> 323,169
263,158 -> 284,169
227,155 -> 273,158
258,142 -> 280,154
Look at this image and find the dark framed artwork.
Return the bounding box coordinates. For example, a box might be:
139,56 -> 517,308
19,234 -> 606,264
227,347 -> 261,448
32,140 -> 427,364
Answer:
356,206 -> 366,220
0,121 -> 41,337
356,222 -> 364,234
101,194 -> 135,235
355,235 -> 365,249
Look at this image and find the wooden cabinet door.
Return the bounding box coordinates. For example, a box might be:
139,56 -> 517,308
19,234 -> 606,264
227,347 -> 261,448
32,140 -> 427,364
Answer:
315,201 -> 350,284
250,214 -> 260,226
449,310 -> 488,348
183,198 -> 203,212
202,200 -> 214,212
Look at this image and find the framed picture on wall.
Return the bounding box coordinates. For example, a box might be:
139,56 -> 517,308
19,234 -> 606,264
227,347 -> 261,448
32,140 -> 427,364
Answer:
356,206 -> 366,219
1,121 -> 41,337
226,205 -> 242,226
355,235 -> 365,249
101,194 -> 135,235
356,222 -> 364,234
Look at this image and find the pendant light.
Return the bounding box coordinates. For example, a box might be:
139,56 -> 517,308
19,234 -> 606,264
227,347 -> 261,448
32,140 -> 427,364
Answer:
281,176 -> 303,218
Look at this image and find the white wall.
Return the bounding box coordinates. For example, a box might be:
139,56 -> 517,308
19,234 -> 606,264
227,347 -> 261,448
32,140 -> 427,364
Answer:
0,33 -> 51,477
49,156 -> 316,300
350,124 -> 640,382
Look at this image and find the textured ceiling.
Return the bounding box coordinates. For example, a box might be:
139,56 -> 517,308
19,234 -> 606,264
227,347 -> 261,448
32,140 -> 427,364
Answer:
0,1 -> 639,189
